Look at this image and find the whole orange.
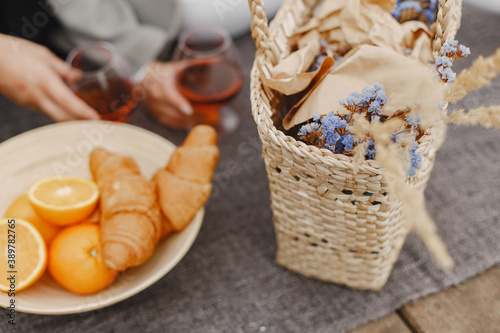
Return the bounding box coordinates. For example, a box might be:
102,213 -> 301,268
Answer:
4,194 -> 61,245
48,223 -> 117,295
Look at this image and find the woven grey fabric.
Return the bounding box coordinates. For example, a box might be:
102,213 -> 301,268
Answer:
0,4 -> 499,333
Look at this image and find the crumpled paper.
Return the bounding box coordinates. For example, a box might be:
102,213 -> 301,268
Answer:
288,0 -> 432,60
283,44 -> 443,130
340,0 -> 433,63
258,29 -> 335,96
260,0 -> 440,127
265,0 -> 440,129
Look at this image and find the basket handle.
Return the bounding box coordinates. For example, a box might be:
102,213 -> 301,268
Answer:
248,0 -> 270,51
434,0 -> 462,53
248,0 -> 320,65
248,0 -> 276,62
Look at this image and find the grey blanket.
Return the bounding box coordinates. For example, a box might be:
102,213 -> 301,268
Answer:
0,4 -> 499,332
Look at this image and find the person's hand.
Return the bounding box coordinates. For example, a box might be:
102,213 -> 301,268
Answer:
141,60 -> 194,129
0,34 -> 99,121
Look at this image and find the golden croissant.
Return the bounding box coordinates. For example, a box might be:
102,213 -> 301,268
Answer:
155,125 -> 219,232
89,148 -> 161,271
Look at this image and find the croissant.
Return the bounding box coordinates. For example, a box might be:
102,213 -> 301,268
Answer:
154,169 -> 212,231
90,148 -> 161,271
166,145 -> 219,184
155,125 -> 219,232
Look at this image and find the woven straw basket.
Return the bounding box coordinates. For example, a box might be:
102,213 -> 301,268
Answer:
248,0 -> 462,290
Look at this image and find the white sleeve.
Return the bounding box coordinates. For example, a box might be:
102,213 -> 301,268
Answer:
49,0 -> 174,71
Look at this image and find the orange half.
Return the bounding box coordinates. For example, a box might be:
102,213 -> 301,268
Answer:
0,218 -> 47,292
28,176 -> 99,226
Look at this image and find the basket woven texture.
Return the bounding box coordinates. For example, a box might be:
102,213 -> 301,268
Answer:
249,0 -> 462,290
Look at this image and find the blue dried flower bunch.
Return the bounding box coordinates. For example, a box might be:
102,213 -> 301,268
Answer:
298,83 -> 425,177
309,40 -> 332,72
434,40 -> 471,83
392,0 -> 439,24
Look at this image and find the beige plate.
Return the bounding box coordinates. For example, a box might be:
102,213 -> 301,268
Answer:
0,121 -> 203,314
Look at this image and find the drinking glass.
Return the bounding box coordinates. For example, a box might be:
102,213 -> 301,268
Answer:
173,26 -> 244,133
66,42 -> 138,122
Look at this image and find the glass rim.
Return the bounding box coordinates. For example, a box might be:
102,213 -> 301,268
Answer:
177,26 -> 232,58
65,41 -> 118,78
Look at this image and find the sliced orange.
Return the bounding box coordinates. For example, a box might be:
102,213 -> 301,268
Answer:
0,218 -> 47,292
4,194 -> 61,245
28,176 -> 99,226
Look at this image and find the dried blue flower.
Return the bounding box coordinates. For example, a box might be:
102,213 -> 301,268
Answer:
459,45 -> 471,57
326,132 -> 341,149
298,82 -> 424,177
346,83 -> 388,119
337,83 -> 387,157
310,54 -> 327,72
365,140 -> 376,160
320,112 -> 347,147
392,1 -> 422,20
439,66 -> 457,83
422,8 -> 436,22
440,102 -> 447,116
427,0 -> 439,22
368,100 -> 383,115
434,40 -> 470,83
434,56 -> 453,69
360,85 -> 376,103
309,40 -> 332,72
297,125 -> 309,136
393,0 -> 437,23
341,134 -> 355,152
408,140 -> 423,177
342,82 -> 387,113
371,83 -> 388,104
406,114 -> 421,129
342,91 -> 363,107
321,112 -> 347,130
441,40 -> 459,54
298,122 -> 320,136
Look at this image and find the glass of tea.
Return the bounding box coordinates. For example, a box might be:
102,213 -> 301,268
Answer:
173,26 -> 244,133
66,42 -> 138,122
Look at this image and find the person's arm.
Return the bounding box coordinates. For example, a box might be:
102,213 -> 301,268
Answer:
0,34 -> 99,121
